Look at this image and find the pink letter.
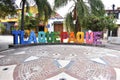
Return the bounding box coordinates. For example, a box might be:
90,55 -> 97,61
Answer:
86,32 -> 93,44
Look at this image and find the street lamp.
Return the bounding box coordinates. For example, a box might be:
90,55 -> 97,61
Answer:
109,4 -> 116,36
112,4 -> 115,18
112,4 -> 115,12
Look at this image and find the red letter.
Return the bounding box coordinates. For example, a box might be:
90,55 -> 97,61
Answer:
60,32 -> 68,43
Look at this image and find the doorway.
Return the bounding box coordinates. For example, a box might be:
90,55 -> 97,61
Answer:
54,24 -> 63,32
39,26 -> 44,31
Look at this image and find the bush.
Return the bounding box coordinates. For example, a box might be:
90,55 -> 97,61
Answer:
0,23 -> 6,34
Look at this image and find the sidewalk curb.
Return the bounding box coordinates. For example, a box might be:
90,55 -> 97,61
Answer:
9,43 -> 105,49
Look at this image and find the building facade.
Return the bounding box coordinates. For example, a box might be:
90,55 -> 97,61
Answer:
106,7 -> 120,37
106,7 -> 120,44
0,6 -> 64,34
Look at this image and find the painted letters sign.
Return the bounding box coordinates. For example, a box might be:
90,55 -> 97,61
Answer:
12,30 -> 102,45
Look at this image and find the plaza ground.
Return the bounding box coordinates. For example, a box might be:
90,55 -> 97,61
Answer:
0,35 -> 120,80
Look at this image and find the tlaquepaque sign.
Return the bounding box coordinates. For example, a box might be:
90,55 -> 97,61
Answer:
12,30 -> 102,45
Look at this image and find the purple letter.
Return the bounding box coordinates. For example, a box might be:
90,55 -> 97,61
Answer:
93,32 -> 102,45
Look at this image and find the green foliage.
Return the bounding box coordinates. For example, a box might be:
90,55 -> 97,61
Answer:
0,23 -> 6,34
54,0 -> 105,32
89,0 -> 105,16
34,0 -> 52,22
0,0 -> 16,17
83,15 -> 116,31
24,15 -> 37,29
65,12 -> 75,32
17,12 -> 38,30
54,0 -> 68,9
20,0 -> 53,30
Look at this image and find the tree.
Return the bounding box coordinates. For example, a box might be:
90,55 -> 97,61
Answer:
20,0 -> 52,30
0,0 -> 16,17
24,13 -> 37,30
83,15 -> 116,31
54,0 -> 105,33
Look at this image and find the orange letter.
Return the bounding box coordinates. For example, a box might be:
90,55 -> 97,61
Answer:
68,32 -> 76,43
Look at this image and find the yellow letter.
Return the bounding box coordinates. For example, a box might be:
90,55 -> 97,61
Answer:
76,32 -> 84,43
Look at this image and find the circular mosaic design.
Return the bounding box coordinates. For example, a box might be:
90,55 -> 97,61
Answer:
0,45 -> 120,80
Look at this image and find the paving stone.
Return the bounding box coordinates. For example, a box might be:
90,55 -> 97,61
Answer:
0,45 -> 119,80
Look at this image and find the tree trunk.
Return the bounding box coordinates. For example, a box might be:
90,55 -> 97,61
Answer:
75,18 -> 81,33
21,0 -> 26,31
74,5 -> 81,33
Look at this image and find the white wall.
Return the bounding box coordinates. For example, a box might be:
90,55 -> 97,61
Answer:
47,18 -> 64,32
118,26 -> 120,37
116,13 -> 120,37
115,13 -> 120,37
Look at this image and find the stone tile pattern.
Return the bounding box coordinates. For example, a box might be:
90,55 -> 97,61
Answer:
0,45 -> 120,80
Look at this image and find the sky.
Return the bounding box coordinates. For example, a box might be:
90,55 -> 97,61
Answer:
15,0 -> 120,17
101,0 -> 120,9
48,0 -> 120,17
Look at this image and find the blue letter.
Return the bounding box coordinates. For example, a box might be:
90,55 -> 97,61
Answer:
12,30 -> 20,44
28,31 -> 37,43
19,31 -> 26,44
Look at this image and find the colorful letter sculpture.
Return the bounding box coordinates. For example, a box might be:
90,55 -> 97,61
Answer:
46,32 -> 60,43
68,32 -> 76,43
38,31 -> 46,43
53,32 -> 60,43
12,30 -> 102,45
46,32 -> 54,43
76,32 -> 84,43
12,30 -> 20,44
60,32 -> 68,43
93,32 -> 102,45
19,30 -> 26,44
86,32 -> 93,44
28,31 -> 37,43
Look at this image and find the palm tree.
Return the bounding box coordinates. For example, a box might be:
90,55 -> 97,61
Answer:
0,0 -> 16,17
54,0 -> 105,33
20,0 -> 52,30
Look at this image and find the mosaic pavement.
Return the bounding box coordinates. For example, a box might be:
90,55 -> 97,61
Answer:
0,45 -> 120,80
